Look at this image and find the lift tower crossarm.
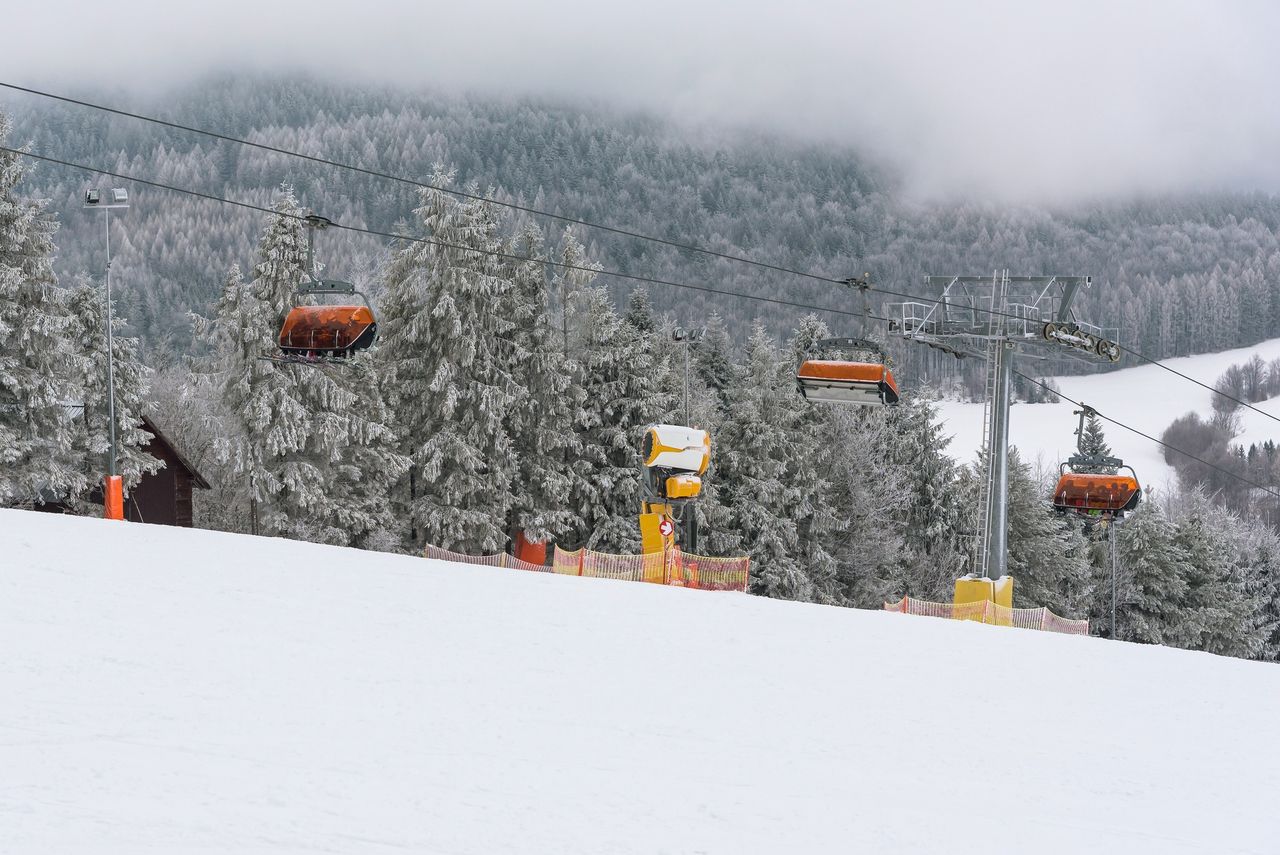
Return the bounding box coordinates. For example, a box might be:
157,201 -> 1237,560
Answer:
886,271 -> 1113,580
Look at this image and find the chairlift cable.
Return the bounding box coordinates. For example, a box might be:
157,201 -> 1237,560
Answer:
1,146 -> 869,320
10,146 -> 1275,501
0,80 -> 852,286
6,119 -> 1280,430
1013,372 -> 1280,502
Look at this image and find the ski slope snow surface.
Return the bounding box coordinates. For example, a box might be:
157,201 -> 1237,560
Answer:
3,509 -> 1278,853
934,335 -> 1280,491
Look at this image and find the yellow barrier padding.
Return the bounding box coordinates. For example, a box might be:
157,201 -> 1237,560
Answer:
993,576 -> 1014,608
953,576 -> 995,622
991,576 -> 1014,626
885,595 -> 1089,636
639,501 -> 674,556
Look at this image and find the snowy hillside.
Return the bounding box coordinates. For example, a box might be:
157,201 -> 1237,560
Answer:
936,335 -> 1280,489
4,510 -> 1278,853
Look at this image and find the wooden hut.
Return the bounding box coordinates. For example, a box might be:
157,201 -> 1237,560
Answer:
125,416 -> 210,527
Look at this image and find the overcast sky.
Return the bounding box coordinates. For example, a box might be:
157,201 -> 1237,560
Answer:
5,0 -> 1279,202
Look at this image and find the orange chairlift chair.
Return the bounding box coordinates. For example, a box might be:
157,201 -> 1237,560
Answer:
1051,406 -> 1141,521
271,213 -> 378,363
278,295 -> 377,359
797,337 -> 900,405
796,274 -> 900,406
1052,468 -> 1141,519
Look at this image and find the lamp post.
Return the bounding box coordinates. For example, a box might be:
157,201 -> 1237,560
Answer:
671,326 -> 705,426
670,326 -> 706,552
84,187 -> 129,517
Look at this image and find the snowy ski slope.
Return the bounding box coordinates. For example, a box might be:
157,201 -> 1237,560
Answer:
935,335 -> 1280,490
3,508 -> 1278,853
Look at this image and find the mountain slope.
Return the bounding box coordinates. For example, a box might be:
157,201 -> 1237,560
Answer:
935,334 -> 1280,489
3,509 -> 1277,853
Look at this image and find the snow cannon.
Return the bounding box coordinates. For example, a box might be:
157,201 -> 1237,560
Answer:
664,473 -> 703,501
642,424 -> 711,476
639,424 -> 712,556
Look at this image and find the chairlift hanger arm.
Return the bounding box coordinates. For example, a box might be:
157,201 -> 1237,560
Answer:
814,336 -> 885,355
1063,455 -> 1128,472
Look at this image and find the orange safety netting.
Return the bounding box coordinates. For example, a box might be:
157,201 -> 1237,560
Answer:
425,543 -> 749,592
565,547 -> 751,591
424,544 -> 551,573
883,596 -> 1089,636
551,547 -> 584,575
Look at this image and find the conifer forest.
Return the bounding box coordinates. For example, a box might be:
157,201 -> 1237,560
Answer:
4,75 -> 1280,661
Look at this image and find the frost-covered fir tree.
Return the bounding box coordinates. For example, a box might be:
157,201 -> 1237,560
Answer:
717,323 -> 808,599
379,169 -> 519,552
1172,492 -> 1269,658
502,223 -> 585,545
1003,449 -> 1094,617
64,274 -> 160,503
816,404 -> 911,607
624,287 -> 657,335
549,227 -> 598,361
1079,410 -> 1112,459
192,188 -> 312,534
191,264 -> 280,533
244,188 -> 409,547
1112,499 -> 1190,644
783,316 -> 841,602
568,285 -> 672,551
277,351 -> 410,550
0,116 -> 85,505
882,390 -> 967,600
1235,520 -> 1280,660
693,312 -> 734,395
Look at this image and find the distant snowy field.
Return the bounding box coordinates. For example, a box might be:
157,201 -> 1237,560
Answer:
3,509 -> 1279,853
935,336 -> 1280,491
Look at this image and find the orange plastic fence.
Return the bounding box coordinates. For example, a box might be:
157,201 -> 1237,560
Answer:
566,547 -> 751,591
425,543 -> 749,592
424,544 -> 551,573
580,549 -> 654,582
883,596 -> 1089,636
551,547 -> 584,575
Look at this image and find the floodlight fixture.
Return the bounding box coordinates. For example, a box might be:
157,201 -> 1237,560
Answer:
84,185 -> 131,210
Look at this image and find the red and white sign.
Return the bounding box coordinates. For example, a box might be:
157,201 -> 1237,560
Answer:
658,518 -> 675,537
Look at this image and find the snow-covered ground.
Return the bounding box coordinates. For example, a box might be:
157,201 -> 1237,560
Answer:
3,509 -> 1278,853
935,336 -> 1280,491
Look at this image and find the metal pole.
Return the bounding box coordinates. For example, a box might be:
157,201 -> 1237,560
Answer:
683,341 -> 691,426
104,207 -> 118,479
1110,524 -> 1118,639
985,341 -> 1013,579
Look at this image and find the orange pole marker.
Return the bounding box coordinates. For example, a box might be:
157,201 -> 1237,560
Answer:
104,475 -> 124,521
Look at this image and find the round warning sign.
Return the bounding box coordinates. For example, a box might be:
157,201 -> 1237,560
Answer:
658,518 -> 675,537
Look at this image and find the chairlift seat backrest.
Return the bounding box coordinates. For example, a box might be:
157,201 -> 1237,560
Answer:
797,359 -> 900,405
279,305 -> 377,355
1051,471 -> 1141,516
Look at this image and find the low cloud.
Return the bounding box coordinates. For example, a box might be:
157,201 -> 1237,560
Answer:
4,0 -> 1278,202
